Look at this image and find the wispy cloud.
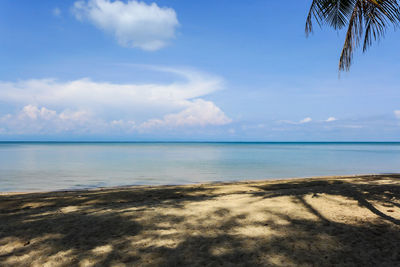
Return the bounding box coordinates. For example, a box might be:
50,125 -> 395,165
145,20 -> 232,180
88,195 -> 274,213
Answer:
325,117 -> 337,122
279,117 -> 312,125
0,67 -> 231,135
72,0 -> 179,50
299,117 -> 312,123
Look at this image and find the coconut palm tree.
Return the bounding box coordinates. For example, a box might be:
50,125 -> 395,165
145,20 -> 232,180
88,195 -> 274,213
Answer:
306,0 -> 400,71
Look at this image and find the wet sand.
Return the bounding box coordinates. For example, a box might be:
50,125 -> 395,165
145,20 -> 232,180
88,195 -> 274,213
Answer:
0,174 -> 399,266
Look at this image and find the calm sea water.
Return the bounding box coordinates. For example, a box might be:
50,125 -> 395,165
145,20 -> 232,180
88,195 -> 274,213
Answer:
0,142 -> 399,192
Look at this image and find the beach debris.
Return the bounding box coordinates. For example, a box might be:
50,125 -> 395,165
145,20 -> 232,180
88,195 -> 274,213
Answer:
387,209 -> 394,213
23,241 -> 30,246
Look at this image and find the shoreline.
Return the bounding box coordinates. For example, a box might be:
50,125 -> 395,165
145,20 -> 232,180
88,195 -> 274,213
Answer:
1,173 -> 399,266
0,173 -> 393,195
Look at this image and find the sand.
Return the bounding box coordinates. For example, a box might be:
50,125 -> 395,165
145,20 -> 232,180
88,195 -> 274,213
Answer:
0,174 -> 399,266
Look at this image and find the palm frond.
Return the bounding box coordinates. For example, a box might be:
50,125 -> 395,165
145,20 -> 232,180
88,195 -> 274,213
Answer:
306,0 -> 357,34
306,0 -> 400,72
306,0 -> 325,36
322,0 -> 358,29
339,1 -> 363,71
362,0 -> 400,51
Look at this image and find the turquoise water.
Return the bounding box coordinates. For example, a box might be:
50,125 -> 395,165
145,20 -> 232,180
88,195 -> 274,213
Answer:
0,142 -> 399,192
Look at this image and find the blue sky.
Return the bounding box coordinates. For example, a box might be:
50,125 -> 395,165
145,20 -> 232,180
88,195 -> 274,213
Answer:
0,0 -> 399,141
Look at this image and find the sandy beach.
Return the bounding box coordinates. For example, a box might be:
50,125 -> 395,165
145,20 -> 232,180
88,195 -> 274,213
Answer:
0,174 -> 399,266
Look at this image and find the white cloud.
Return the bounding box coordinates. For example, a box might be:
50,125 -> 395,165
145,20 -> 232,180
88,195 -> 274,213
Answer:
394,110 -> 400,119
325,117 -> 337,122
0,105 -> 98,134
280,116 -> 337,125
21,105 -> 42,120
0,71 -> 222,111
72,0 -> 179,50
299,117 -> 312,124
138,99 -> 231,130
0,68 -> 231,135
53,7 -> 61,17
279,117 -> 312,125
58,109 -> 92,121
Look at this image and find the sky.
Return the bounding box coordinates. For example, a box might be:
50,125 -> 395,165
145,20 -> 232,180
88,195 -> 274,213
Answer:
0,0 -> 399,141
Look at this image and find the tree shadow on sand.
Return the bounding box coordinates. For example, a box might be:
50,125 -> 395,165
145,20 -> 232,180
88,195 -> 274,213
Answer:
0,175 -> 399,266
0,185 -> 224,266
250,174 -> 400,225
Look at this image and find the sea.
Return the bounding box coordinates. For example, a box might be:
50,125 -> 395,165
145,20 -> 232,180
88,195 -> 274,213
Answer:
0,142 -> 399,192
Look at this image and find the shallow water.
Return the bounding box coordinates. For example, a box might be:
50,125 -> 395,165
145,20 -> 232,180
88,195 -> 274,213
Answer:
0,142 -> 399,192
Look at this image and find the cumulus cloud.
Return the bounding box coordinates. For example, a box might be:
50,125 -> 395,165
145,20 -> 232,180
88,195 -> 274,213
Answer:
139,99 -> 231,130
72,0 -> 179,50
394,110 -> 400,119
0,68 -> 231,135
325,117 -> 337,122
0,105 -> 97,134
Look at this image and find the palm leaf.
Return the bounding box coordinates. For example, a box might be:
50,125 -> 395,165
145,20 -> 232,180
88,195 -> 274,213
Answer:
339,1 -> 363,71
306,0 -> 400,72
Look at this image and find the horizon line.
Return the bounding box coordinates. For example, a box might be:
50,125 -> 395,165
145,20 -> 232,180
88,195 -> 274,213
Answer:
1,141 -> 400,144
